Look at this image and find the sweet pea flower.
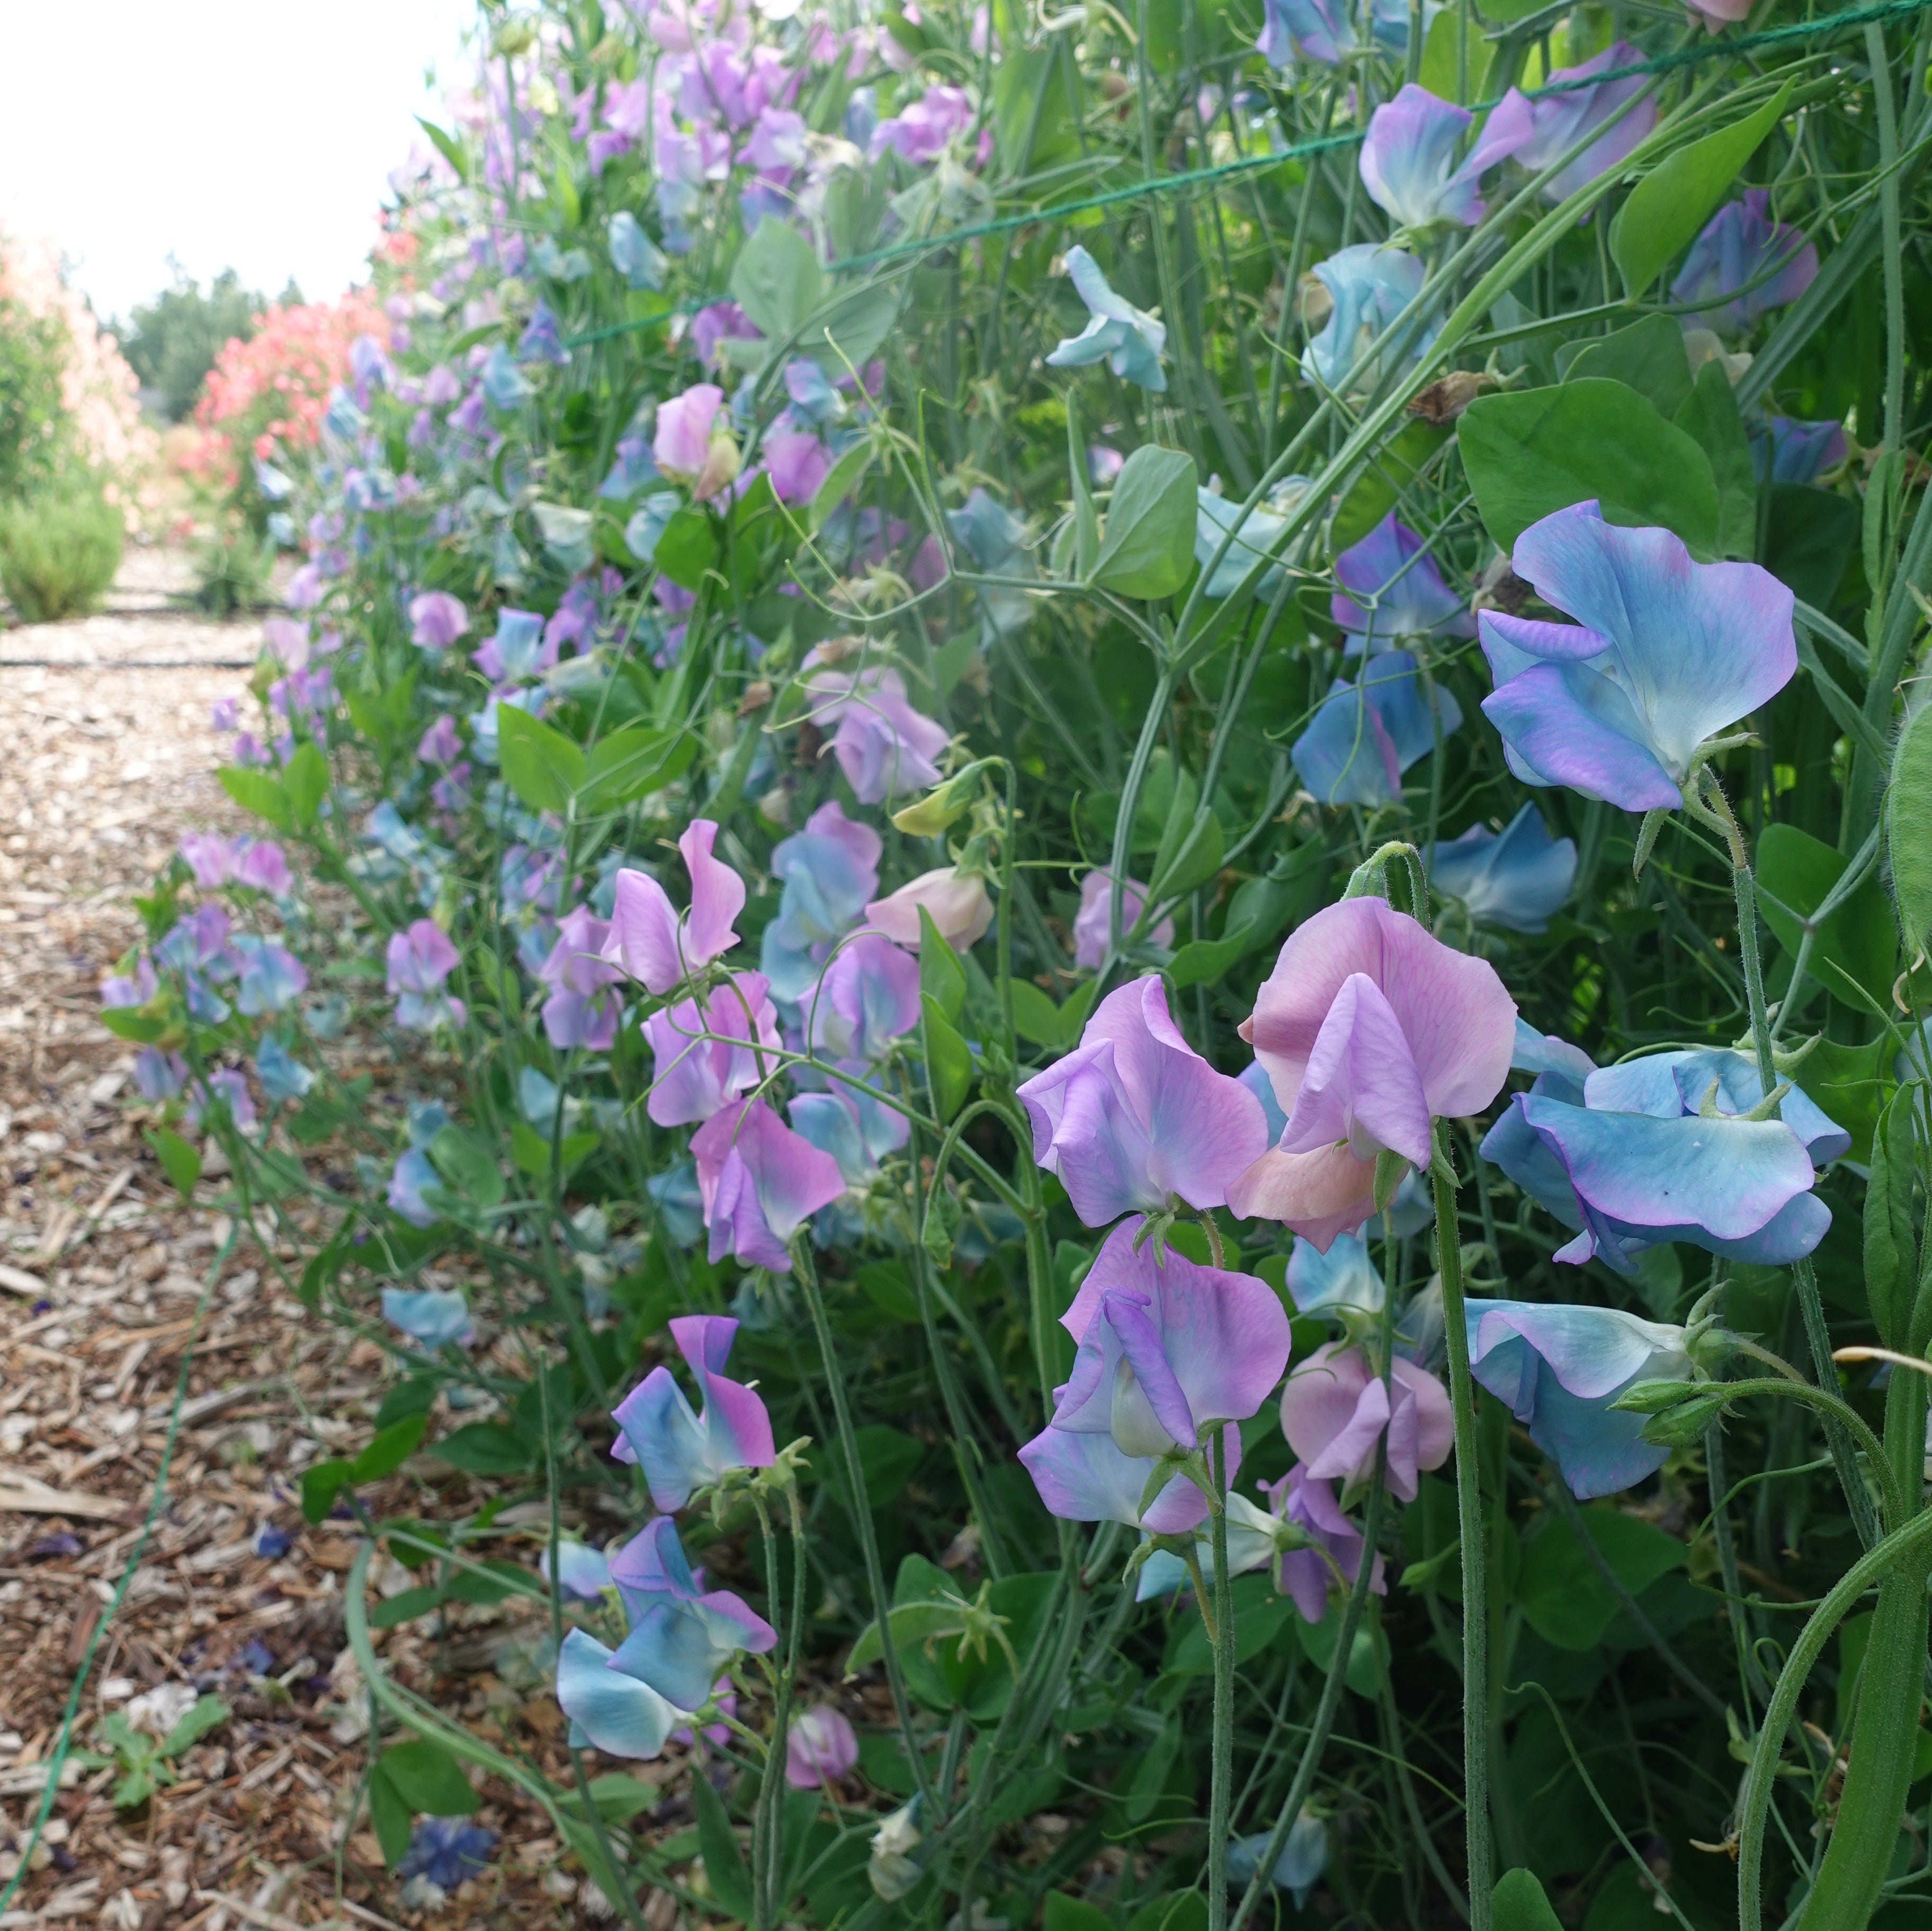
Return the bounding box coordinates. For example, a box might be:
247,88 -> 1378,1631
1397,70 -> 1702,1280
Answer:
387,920 -> 466,1030
608,210 -> 668,290
1331,515 -> 1475,652
1017,975 -> 1270,1226
556,1628 -> 682,1759
1478,501 -> 1797,812
102,958 -> 158,1010
766,428 -> 833,504
807,932 -> 922,1064
179,833 -> 237,887
607,1515 -> 779,1711
1513,44 -> 1657,202
398,1818 -> 494,1891
1425,803 -> 1577,934
786,1707 -> 861,1787
790,1083 -> 909,1191
185,1067 -> 255,1133
1044,246 -> 1168,391
1193,483 -> 1304,597
473,607 -> 549,684
1671,191 -> 1818,334
1479,1043 -> 1843,1274
1292,649 -> 1463,807
236,842 -> 292,895
539,906 -> 625,1050
255,1036 -> 314,1103
655,381 -> 739,498
388,1149 -> 441,1227
1228,1816 -> 1330,1908
1302,244 -> 1435,392
382,1287 -> 473,1347
418,714 -> 461,766
231,936 -> 308,1015
1230,898 -> 1517,1247
540,1541 -> 611,1603
801,663 -> 950,803
611,1314 -> 776,1508
1073,869 -> 1172,968
602,821 -> 745,995
946,488 -> 1037,636
133,1046 -> 187,1101
689,300 -> 761,369
1267,1465 -> 1385,1621
1018,1218 -> 1291,1532
692,1098 -> 847,1271
1360,85 -> 1531,230
1258,0 -> 1355,64
870,84 -> 973,163
761,801 -> 882,1001
1285,1230 -> 1383,1317
1755,416 -> 1847,485
864,868 -> 995,951
643,972 -> 782,1125
1280,1343 -> 1452,1504
1465,1298 -> 1693,1496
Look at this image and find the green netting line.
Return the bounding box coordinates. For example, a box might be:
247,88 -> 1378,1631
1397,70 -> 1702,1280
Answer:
561,0 -> 1931,350
0,1231 -> 235,1918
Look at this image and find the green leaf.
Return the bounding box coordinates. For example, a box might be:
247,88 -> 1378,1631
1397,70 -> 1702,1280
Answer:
1493,1867 -> 1563,1931
1419,7 -> 1494,96
436,1422 -> 538,1475
1557,315 -> 1693,417
218,766 -> 293,832
511,1118 -> 601,1176
427,1125 -> 505,1211
1457,379 -> 1719,554
1891,700 -> 1932,960
300,1458 -> 354,1525
730,215 -> 824,343
1167,920 -> 1262,990
992,46 -> 1074,176
1330,420 -> 1450,552
917,908 -> 967,1021
145,1127 -> 202,1201
348,1413 -> 428,1484
1866,1091 -> 1918,1349
282,742 -> 329,830
1609,83 -> 1794,298
846,1598 -> 979,1674
1008,978 -> 1070,1048
1147,802 -> 1224,905
368,1760 -> 414,1866
415,116 -> 469,183
1755,822 -> 1896,1010
158,1695 -> 229,1757
800,281 -> 902,371
370,1586 -> 445,1630
378,1738 -> 479,1816
1674,360 -> 1758,558
1765,482 -> 1859,609
654,506 -> 718,589
810,440 -> 873,533
1092,446 -> 1197,599
496,705 -> 587,814
1516,1505 -> 1687,1651
101,1006 -> 167,1043
580,726 -> 695,812
1045,1896 -> 1116,1931
922,993 -> 973,1123
690,1765 -> 755,1921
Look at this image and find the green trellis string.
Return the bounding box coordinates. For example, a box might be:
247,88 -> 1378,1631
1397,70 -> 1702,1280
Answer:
561,0 -> 1932,349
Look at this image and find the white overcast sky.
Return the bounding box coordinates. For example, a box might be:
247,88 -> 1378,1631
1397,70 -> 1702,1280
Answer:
1,0 -> 478,324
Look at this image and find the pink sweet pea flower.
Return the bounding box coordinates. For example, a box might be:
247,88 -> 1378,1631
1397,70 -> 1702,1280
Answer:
180,833 -> 239,888
655,381 -> 724,479
387,919 -> 467,1030
1072,869 -> 1171,968
691,1098 -> 847,1272
235,841 -> 292,895
1017,975 -> 1270,1227
804,663 -> 950,803
601,820 -> 746,995
785,1707 -> 860,1788
863,867 -> 994,951
644,971 -> 782,1126
409,590 -> 469,649
1264,1466 -> 1384,1623
418,714 -> 461,765
539,906 -> 625,1051
611,1313 -> 776,1509
765,428 -> 833,504
870,85 -> 973,163
1228,899 -> 1516,1249
1278,1342 -> 1452,1505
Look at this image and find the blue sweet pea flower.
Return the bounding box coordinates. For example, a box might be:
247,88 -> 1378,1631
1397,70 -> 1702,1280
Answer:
397,1817 -> 496,1890
759,801 -> 881,1001
606,1516 -> 778,1711
608,210 -> 668,290
1426,803 -> 1577,934
1479,502 -> 1797,812
1360,85 -> 1532,231
540,1539 -> 612,1601
1302,244 -> 1435,394
1286,1230 -> 1384,1318
381,1286 -> 473,1346
230,936 -> 308,1016
1465,1297 -> 1692,1497
518,300 -> 569,367
482,343 -> 534,409
1291,649 -> 1461,806
1753,416 -> 1846,485
647,1160 -> 706,1246
488,607 -> 547,682
1044,246 -> 1168,391
1258,0 -> 1355,64
609,1316 -> 775,1511
598,435 -> 660,500
1331,514 -> 1475,653
1228,1815 -> 1330,1908
254,1036 -> 315,1103
947,488 -> 1037,636
556,1627 -> 682,1758
623,489 -> 683,563
1194,481 -> 1312,597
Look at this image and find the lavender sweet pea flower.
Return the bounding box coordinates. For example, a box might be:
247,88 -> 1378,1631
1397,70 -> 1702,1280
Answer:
231,936 -> 308,1015
869,84 -> 972,163
1302,244 -> 1435,392
643,972 -> 781,1126
1359,85 -> 1531,229
1671,191 -> 1818,334
803,664 -> 950,803
607,1516 -> 778,1711
610,1313 -> 776,1508
602,820 -> 745,995
419,714 -> 461,766
103,958 -> 158,1010
1478,501 -> 1797,812
765,429 -> 833,504
1266,1465 -> 1386,1621
760,801 -> 882,1001
382,1287 -> 473,1346
556,1627 -> 682,1759
1331,515 -> 1475,653
387,919 -> 466,1030
1755,416 -> 1847,485
691,1098 -> 847,1272
1480,1044 -> 1843,1274
180,832 -> 238,887
1230,898 -> 1517,1249
1072,870 -> 1172,968
1279,1342 -> 1452,1504
236,841 -> 292,895
1465,1298 -> 1692,1497
1292,649 -> 1462,807
1513,44 -> 1657,202
539,906 -> 624,1051
475,607 -> 548,684
185,1067 -> 254,1132
807,932 -> 921,1064
1045,248 -> 1168,391
1018,1219 -> 1291,1532
1425,803 -> 1577,934
786,1707 -> 860,1788
1016,975 -> 1271,1226
388,1148 -> 441,1227
133,1046 -> 187,1101
541,1541 -> 612,1601
1258,0 -> 1356,65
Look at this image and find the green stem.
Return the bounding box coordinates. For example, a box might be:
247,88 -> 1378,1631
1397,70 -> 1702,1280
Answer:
1206,1437 -> 1236,1931
1430,1128 -> 1492,1931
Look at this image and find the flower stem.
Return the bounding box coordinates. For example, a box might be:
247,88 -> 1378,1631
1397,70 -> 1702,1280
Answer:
1206,1434 -> 1235,1931
1429,1127 -> 1492,1931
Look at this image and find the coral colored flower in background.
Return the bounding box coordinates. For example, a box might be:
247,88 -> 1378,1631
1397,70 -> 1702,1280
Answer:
610,1313 -> 776,1508
1230,897 -> 1517,1247
1479,502 -> 1797,812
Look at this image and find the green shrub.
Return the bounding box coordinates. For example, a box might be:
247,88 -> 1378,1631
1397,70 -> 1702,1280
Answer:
0,481 -> 123,622
0,297 -> 69,499
185,522 -> 273,615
